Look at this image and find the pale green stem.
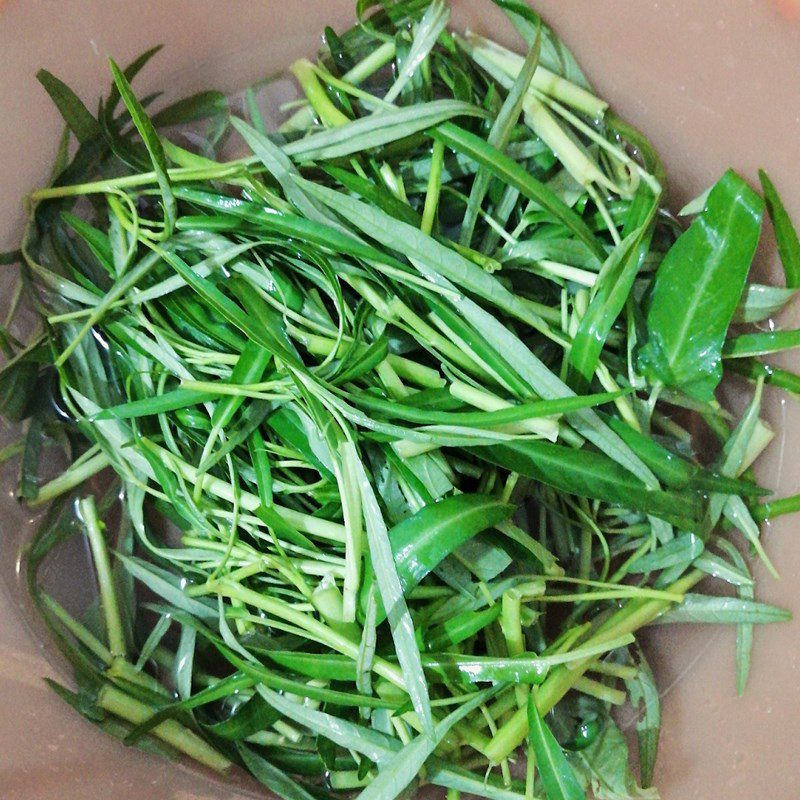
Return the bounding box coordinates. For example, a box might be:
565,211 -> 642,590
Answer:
461,33 -> 607,117
151,443 -> 347,543
574,675 -> 626,705
421,139 -> 446,235
31,450 -> 110,507
97,684 -> 231,772
281,41 -> 396,132
40,593 -> 111,664
291,58 -> 350,127
79,496 -> 126,659
449,380 -> 559,439
214,580 -> 407,691
483,570 -> 703,762
587,660 -> 638,680
376,358 -> 410,400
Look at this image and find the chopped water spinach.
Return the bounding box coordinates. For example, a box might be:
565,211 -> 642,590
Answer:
4,1 -> 798,798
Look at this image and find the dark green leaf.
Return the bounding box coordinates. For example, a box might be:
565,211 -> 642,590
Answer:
528,692 -> 586,800
759,169 -> 800,288
152,91 -> 228,127
473,440 -> 701,528
37,69 -> 101,143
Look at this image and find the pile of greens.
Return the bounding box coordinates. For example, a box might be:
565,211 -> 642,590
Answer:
3,1 -> 799,798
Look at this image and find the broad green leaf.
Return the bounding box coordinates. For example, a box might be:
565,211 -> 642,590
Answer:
638,170 -> 764,399
569,715 -> 656,800
363,493 -> 514,621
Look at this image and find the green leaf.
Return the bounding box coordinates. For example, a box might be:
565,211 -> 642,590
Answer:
363,494 -> 515,621
266,403 -> 335,477
37,69 -> 101,143
93,388 -> 216,420
602,414 -> 765,496
432,123 -> 604,259
715,539 -> 755,695
733,283 -> 797,324
118,555 -> 217,620
324,165 -> 422,227
0,249 -> 22,266
638,170 -> 764,399
627,533 -> 703,574
422,654 -> 548,685
108,58 -> 176,235
428,760 -> 529,800
104,45 -> 163,121
357,686 -> 500,800
569,210 -> 655,384
298,177 -> 548,329
425,605 -> 502,650
238,744 -> 319,800
383,0 -> 450,103
625,649 -> 660,787
151,90 -> 227,127
353,450 -> 435,736
460,26 -> 541,246
489,0 -> 591,89
473,440 -> 701,528
569,715 -> 655,800
527,692 -> 586,800
654,593 -> 791,625
723,328 -> 800,359
284,99 -> 487,161
256,684 -> 399,764
158,249 -> 301,367
759,169 -> 800,288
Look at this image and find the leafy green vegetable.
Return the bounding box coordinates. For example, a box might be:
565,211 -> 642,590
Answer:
6,2 -> 796,798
